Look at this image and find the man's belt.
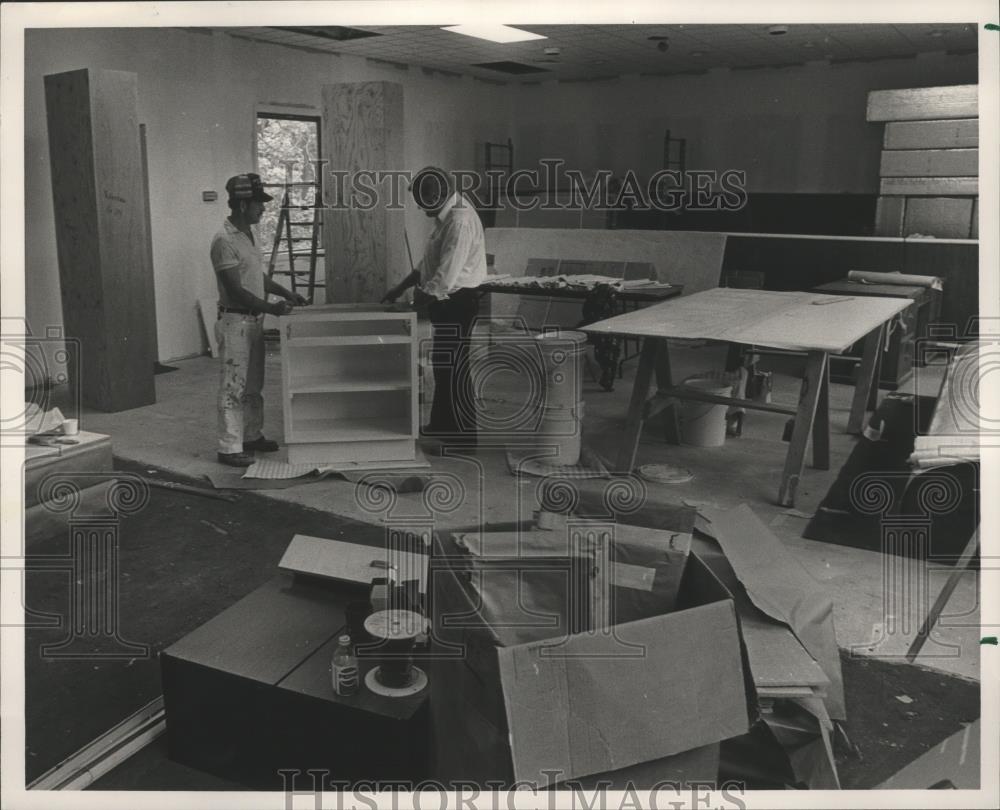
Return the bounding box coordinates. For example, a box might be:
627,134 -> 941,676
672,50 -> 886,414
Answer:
218,305 -> 263,316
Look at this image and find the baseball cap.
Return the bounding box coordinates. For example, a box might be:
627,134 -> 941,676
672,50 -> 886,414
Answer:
225,173 -> 273,203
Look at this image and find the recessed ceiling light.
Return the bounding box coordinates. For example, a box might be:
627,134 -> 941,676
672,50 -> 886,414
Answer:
442,24 -> 546,43
768,25 -> 789,36
802,41 -> 815,48
928,30 -> 946,38
690,50 -> 706,57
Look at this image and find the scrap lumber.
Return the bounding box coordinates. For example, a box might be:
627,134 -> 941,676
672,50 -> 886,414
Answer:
866,84 -> 977,122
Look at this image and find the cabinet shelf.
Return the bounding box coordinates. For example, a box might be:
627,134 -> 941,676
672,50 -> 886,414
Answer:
288,417 -> 413,444
289,377 -> 411,394
286,335 -> 410,348
280,308 -> 420,466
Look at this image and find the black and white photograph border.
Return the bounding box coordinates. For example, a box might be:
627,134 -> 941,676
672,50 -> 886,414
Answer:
1,1 -> 998,809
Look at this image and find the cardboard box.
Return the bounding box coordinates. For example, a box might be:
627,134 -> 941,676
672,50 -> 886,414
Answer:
456,520 -> 692,627
429,532 -> 753,787
696,505 -> 844,721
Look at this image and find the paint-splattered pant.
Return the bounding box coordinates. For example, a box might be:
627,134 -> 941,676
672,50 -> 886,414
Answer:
215,312 -> 265,454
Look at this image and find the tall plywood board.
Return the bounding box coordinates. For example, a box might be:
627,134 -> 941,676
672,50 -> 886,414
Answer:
322,82 -> 405,303
44,68 -> 156,412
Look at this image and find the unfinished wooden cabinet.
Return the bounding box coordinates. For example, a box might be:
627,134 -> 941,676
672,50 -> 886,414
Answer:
279,305 -> 420,467
44,68 -> 156,411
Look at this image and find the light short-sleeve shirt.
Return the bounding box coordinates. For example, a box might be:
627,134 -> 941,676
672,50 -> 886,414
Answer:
210,219 -> 265,306
418,193 -> 487,300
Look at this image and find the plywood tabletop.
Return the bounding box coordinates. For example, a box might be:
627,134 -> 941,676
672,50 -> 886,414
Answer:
580,288 -> 911,354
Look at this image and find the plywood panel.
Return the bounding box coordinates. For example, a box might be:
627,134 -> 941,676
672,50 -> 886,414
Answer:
883,119 -> 978,149
525,257 -> 560,277
866,85 -> 977,122
879,148 -> 977,177
580,288 -> 910,354
486,228 -> 727,318
279,534 -> 428,593
903,198 -> 974,239
322,82 -> 404,303
44,68 -> 156,412
879,177 -> 978,196
874,196 -> 906,237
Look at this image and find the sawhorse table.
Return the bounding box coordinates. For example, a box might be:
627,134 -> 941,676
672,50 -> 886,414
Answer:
477,280 -> 682,390
581,288 -> 911,507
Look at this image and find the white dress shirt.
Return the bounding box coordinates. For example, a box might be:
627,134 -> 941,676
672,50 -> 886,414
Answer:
418,192 -> 487,300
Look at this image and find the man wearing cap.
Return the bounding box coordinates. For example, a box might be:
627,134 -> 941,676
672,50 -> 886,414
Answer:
381,167 -> 486,447
211,172 -> 307,467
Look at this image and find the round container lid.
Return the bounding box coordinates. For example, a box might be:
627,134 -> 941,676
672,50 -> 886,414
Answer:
535,330 -> 589,346
364,609 -> 425,640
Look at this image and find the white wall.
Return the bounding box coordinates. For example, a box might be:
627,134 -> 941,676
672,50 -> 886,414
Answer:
513,52 -> 977,193
24,28 -> 515,362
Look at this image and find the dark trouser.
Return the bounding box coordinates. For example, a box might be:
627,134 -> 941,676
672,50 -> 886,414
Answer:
426,288 -> 479,441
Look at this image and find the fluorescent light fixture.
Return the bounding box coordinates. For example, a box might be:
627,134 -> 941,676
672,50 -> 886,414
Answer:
442,24 -> 546,43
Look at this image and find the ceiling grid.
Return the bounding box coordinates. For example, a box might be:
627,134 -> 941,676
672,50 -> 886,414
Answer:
214,23 -> 976,81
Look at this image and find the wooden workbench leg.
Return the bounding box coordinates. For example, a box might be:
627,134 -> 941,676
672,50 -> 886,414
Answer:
905,528 -> 979,662
778,351 -> 827,507
848,324 -> 885,435
812,359 -> 830,470
654,340 -> 681,444
616,338 -> 660,473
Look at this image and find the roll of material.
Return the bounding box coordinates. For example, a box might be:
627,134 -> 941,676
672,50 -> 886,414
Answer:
846,270 -> 943,291
363,609 -> 423,690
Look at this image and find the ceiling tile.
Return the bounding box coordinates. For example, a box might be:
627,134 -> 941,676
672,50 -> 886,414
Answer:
212,23 -> 978,81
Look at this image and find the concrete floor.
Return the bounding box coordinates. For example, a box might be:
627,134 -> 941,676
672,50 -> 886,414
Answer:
68,328 -> 980,682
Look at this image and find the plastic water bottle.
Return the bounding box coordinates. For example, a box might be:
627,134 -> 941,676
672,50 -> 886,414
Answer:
331,634 -> 358,696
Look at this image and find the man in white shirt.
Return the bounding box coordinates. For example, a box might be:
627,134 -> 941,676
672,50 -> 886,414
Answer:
382,167 -> 487,445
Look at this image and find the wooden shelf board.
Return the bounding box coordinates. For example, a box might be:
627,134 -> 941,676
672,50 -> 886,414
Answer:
286,335 -> 410,347
288,417 -> 413,443
289,377 -> 411,394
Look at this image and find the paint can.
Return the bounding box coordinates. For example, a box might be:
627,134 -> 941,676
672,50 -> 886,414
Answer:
362,609 -> 427,697
535,330 -> 588,411
537,400 -> 585,466
678,377 -> 731,447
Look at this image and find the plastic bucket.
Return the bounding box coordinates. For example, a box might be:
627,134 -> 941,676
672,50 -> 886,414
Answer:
535,330 -> 589,411
679,378 -> 731,447
537,400 -> 585,466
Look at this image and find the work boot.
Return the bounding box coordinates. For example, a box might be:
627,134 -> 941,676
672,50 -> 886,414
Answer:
217,451 -> 255,467
243,436 -> 279,453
